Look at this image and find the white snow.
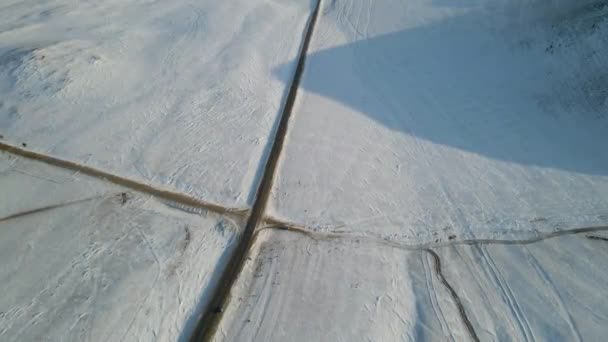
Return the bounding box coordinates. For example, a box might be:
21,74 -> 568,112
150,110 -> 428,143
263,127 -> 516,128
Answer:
0,153 -> 241,341
270,0 -> 608,242
2,0 -> 608,340
216,228 -> 608,341
0,0 -> 314,209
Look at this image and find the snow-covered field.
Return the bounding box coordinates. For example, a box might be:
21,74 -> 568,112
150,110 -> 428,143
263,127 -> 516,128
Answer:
216,229 -> 608,341
0,153 -> 241,341
435,231 -> 608,341
270,0 -> 608,242
0,0 -> 314,208
1,0 -> 608,341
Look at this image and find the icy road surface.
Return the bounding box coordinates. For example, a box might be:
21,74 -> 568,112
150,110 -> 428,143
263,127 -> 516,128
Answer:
270,0 -> 608,242
0,0 -> 314,209
0,153 -> 241,341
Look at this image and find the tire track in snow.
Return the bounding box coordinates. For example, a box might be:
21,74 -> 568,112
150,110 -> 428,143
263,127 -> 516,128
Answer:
523,247 -> 582,342
0,142 -> 245,217
188,1 -> 323,340
475,245 -> 534,342
263,215 -> 608,249
248,223 -> 608,341
421,252 -> 455,341
587,235 -> 608,242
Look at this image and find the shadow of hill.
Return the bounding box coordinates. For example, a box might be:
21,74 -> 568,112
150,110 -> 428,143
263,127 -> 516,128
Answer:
273,1 -> 608,176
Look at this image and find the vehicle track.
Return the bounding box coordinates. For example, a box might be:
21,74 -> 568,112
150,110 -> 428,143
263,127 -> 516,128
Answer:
4,134 -> 607,341
426,248 -> 480,342
2,1 -> 605,339
262,218 -> 608,250
0,194 -> 107,223
188,0 -> 323,340
0,142 -> 244,216
251,223 -> 608,342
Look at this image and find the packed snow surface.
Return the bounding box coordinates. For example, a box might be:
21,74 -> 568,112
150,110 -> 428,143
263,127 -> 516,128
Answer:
270,0 -> 608,242
0,153 -> 241,341
0,0 -> 314,208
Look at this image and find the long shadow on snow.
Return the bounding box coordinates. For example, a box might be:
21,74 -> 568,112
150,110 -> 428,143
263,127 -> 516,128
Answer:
273,2 -> 608,176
